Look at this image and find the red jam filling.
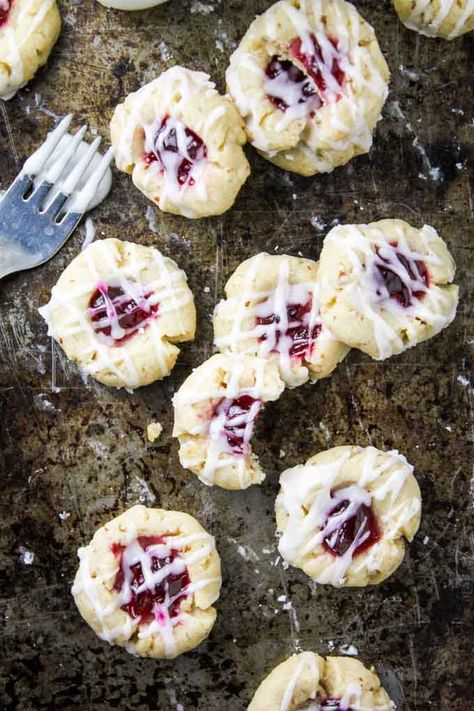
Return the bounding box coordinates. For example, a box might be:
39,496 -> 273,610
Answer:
112,536 -> 190,623
321,495 -> 380,557
0,1 -> 11,28
257,299 -> 321,359
88,284 -> 158,345
144,115 -> 207,188
375,244 -> 430,308
319,700 -> 352,711
264,55 -> 318,112
213,395 -> 262,455
288,34 -> 345,101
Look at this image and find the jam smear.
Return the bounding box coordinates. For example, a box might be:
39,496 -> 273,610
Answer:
376,245 -> 430,308
214,395 -> 262,455
319,700 -> 353,711
145,115 -> 207,187
321,497 -> 380,557
257,300 -> 321,359
113,536 -> 190,623
0,0 -> 11,28
88,284 -> 158,345
264,55 -> 318,112
288,34 -> 345,101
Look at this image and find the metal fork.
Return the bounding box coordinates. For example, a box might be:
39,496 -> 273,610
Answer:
0,115 -> 114,280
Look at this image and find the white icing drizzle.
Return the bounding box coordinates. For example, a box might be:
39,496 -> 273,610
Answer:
322,224 -> 457,360
174,355 -> 269,488
72,528 -> 219,659
39,240 -> 193,389
277,448 -> 419,587
226,0 -> 389,163
0,0 -> 58,100
264,59 -> 322,125
281,652 -> 319,711
214,255 -> 336,388
404,0 -> 474,39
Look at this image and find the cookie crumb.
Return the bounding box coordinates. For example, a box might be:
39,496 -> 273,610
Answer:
147,422 -> 163,443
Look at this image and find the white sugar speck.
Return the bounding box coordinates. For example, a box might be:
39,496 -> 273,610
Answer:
19,547 -> 35,565
340,643 -> 358,656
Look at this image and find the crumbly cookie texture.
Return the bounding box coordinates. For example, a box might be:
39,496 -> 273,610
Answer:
392,0 -> 474,39
214,253 -> 349,389
248,652 -> 395,711
110,66 -> 250,218
72,505 -> 221,659
318,219 -> 459,360
38,238 -> 196,390
226,0 -> 389,176
0,0 -> 61,100
275,445 -> 421,587
173,353 -> 285,490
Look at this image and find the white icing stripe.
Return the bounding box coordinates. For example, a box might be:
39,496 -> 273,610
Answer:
404,0 -> 474,38
281,652 -> 319,711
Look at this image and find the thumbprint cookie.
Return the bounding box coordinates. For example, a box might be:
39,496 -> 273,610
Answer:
392,0 -> 474,39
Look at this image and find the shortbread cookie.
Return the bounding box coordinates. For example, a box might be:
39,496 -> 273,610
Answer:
0,0 -> 61,100
173,353 -> 285,490
110,66 -> 250,218
39,238 -> 196,389
98,0 -> 168,9
248,652 -> 395,711
276,446 -> 421,587
72,505 -> 221,659
319,220 -> 458,360
226,0 -> 389,176
214,253 -> 349,388
392,0 -> 474,39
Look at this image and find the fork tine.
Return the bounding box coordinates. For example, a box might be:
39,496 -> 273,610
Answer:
61,136 -> 102,196
43,125 -> 88,185
21,115 -> 73,177
42,191 -> 68,217
67,146 -> 114,214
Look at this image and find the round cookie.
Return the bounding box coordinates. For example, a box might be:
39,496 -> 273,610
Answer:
248,652 -> 395,710
110,66 -> 250,218
318,219 -> 459,360
38,238 -> 196,389
275,445 -> 421,587
97,0 -> 168,9
72,505 -> 221,659
226,0 -> 389,176
0,0 -> 61,100
214,253 -> 349,388
173,353 -> 285,490
392,0 -> 474,39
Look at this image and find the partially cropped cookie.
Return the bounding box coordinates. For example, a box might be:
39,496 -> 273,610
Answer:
226,0 -> 389,176
39,238 -> 196,389
97,0 -> 168,8
392,0 -> 474,39
110,66 -> 250,218
173,353 -> 285,490
72,505 -> 221,659
276,446 -> 421,587
214,253 -> 349,388
319,219 -> 459,360
249,652 -> 395,711
0,0 -> 61,100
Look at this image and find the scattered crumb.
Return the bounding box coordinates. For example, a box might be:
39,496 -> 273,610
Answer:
19,547 -> 35,565
339,643 -> 358,656
81,216 -> 96,250
190,0 -> 214,14
58,511 -> 71,521
147,421 -> 163,443
311,213 -> 327,231
279,449 -> 286,459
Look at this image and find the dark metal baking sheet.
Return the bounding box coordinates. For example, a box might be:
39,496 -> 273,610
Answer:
0,1 -> 473,709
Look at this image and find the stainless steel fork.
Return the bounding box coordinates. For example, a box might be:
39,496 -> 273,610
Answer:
0,115 -> 114,280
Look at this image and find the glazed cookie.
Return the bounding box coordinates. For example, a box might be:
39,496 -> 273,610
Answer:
0,0 -> 61,100
275,446 -> 421,587
72,505 -> 221,659
319,220 -> 459,360
173,353 -> 285,490
392,0 -> 474,39
39,238 -> 196,389
214,253 -> 349,388
110,66 -> 250,218
248,652 -> 395,710
226,0 -> 389,176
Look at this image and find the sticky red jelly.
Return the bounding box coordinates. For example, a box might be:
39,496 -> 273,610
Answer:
145,115 -> 207,187
319,700 -> 352,711
0,0 -> 11,28
257,300 -> 321,359
264,55 -> 318,112
288,34 -> 345,101
321,497 -> 380,557
376,246 -> 430,308
88,284 -> 158,345
214,395 -> 262,455
112,536 -> 190,623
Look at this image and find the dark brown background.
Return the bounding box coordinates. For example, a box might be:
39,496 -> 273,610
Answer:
0,1 -> 473,709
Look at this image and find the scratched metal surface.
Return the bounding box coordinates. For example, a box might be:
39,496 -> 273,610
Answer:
0,0 -> 473,709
